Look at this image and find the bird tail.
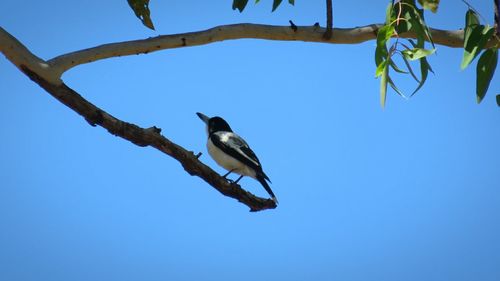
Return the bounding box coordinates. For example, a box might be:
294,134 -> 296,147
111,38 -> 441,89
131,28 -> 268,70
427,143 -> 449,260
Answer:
257,174 -> 278,204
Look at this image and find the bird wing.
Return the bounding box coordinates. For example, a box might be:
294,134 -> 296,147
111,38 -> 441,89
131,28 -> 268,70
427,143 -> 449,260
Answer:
211,132 -> 262,170
211,131 -> 272,183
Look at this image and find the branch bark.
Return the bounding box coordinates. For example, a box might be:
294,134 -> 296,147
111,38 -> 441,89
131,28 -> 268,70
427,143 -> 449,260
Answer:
2,20 -> 499,211
22,67 -> 277,211
1,26 -> 276,212
45,23 -> 499,76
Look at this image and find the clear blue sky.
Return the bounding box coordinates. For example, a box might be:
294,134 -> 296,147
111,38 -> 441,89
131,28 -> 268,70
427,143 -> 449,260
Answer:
1,1 -> 499,281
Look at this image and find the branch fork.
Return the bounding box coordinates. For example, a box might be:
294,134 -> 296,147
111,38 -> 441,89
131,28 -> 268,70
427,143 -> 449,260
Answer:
2,20 -> 498,211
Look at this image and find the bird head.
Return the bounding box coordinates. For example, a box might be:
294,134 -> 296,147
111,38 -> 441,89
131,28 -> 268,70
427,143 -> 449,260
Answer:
196,112 -> 233,135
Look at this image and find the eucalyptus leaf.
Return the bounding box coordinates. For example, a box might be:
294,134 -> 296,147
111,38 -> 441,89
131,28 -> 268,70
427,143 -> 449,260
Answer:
375,25 -> 394,66
272,0 -> 283,11
418,0 -> 439,13
476,48 -> 498,103
397,2 -> 434,48
376,60 -> 388,77
410,56 -> 432,96
127,0 -> 155,30
401,53 -> 420,82
464,9 -> 479,39
402,48 -> 435,61
461,25 -> 495,70
385,2 -> 393,24
233,0 -> 249,12
393,3 -> 413,34
388,75 -> 406,98
389,59 -> 409,74
380,64 -> 389,108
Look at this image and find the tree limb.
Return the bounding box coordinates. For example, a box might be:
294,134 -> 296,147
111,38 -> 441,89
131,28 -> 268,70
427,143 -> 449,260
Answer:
1,19 -> 499,211
0,27 -> 61,84
23,66 -> 277,211
46,23 -> 499,76
0,27 -> 276,212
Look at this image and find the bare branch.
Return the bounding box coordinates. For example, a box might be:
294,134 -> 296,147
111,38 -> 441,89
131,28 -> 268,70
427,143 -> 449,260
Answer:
21,66 -> 277,211
0,27 -> 61,84
2,18 -> 499,210
1,27 -> 276,212
46,23 -> 499,76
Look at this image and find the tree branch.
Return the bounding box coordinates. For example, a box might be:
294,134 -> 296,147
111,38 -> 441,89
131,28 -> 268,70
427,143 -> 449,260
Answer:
22,66 -> 277,211
0,27 -> 61,84
2,19 -> 499,210
0,27 -> 276,212
46,23 -> 499,76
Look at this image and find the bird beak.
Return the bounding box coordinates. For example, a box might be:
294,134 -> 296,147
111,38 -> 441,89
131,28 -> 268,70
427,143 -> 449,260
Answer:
196,112 -> 210,124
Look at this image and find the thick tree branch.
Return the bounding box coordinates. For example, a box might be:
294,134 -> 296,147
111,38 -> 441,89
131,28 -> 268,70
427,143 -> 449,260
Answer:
1,27 -> 276,212
46,23 -> 499,76
0,27 -> 61,84
2,18 -> 499,210
21,66 -> 277,211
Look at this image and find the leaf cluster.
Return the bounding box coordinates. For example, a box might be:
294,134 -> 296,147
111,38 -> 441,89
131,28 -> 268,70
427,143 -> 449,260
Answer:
375,0 -> 436,107
460,9 -> 498,104
126,0 -> 498,106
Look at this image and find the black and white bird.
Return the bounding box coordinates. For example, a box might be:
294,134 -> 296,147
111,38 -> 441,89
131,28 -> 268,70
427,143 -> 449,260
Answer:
196,112 -> 277,203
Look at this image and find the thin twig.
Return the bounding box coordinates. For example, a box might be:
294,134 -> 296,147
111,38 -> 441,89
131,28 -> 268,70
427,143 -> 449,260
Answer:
494,0 -> 500,37
323,0 -> 333,40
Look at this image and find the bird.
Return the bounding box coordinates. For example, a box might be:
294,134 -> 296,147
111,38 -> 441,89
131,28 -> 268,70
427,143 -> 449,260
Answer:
196,112 -> 277,203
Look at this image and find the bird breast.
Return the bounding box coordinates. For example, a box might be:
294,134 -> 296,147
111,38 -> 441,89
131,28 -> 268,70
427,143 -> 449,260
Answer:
207,138 -> 256,179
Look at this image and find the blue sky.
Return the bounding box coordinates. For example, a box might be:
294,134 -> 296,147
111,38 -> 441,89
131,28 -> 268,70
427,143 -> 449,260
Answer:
1,1 -> 499,281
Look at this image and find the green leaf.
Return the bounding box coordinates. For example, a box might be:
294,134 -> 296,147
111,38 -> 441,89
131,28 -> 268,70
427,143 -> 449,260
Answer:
402,48 -> 435,61
127,0 -> 155,30
396,2 -> 434,48
380,63 -> 389,108
462,9 -> 479,56
385,2 -> 393,24
411,56 -> 433,96
496,95 -> 500,106
389,59 -> 409,74
392,3 -> 412,34
400,52 -> 420,82
233,0 -> 249,12
461,25 -> 495,70
375,25 -> 395,66
288,0 -> 295,5
418,0 -> 439,13
416,9 -> 435,48
272,0 -> 283,11
476,48 -> 498,103
464,9 -> 480,38
388,75 -> 406,98
376,60 -> 388,77
461,10 -> 495,70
